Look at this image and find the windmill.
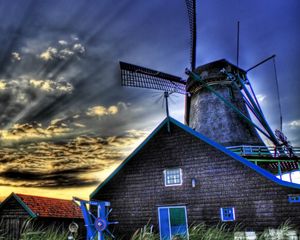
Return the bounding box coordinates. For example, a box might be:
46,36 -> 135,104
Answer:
119,0 -> 299,172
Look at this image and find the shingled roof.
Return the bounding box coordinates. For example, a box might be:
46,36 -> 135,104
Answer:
0,193 -> 82,219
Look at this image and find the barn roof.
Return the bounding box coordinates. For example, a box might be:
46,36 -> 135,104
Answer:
90,117 -> 300,198
0,193 -> 83,219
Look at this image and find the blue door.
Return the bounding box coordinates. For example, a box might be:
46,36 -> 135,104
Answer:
158,206 -> 188,240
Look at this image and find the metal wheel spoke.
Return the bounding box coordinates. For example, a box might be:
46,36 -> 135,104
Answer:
105,229 -> 115,239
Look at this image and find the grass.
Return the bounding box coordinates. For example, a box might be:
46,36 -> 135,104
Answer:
129,222 -> 237,240
189,223 -> 236,240
131,224 -> 159,240
257,220 -> 296,240
0,220 -> 298,240
20,220 -> 72,240
130,221 -> 297,240
0,219 -> 75,240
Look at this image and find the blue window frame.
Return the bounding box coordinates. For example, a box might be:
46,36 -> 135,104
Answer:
220,207 -> 235,221
158,206 -> 188,240
288,195 -> 300,203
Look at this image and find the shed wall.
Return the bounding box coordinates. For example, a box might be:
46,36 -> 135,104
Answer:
0,197 -> 29,240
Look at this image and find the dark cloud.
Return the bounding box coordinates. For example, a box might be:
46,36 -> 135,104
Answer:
0,167 -> 100,188
0,128 -> 147,188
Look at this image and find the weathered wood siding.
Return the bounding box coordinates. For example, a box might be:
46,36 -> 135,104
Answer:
93,122 -> 300,238
0,197 -> 29,240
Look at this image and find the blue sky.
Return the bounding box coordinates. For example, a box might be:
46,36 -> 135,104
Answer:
0,0 -> 299,199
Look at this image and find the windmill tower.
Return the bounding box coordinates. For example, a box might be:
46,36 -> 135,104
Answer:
119,0 -> 279,148
186,59 -> 265,146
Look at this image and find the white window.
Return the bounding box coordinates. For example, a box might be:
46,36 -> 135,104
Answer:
164,168 -> 182,186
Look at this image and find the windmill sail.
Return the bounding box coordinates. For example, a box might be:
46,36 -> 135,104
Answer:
185,0 -> 197,70
120,61 -> 186,94
184,0 -> 197,124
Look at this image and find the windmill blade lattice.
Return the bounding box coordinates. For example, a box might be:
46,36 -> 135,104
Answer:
120,61 -> 186,94
185,0 -> 197,70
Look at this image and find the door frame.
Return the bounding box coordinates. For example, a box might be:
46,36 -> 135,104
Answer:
158,205 -> 189,240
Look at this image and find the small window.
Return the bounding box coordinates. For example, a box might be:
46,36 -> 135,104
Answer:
164,168 -> 182,186
220,207 -> 235,221
288,195 -> 300,203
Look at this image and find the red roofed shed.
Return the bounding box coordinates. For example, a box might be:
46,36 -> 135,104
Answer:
0,193 -> 84,240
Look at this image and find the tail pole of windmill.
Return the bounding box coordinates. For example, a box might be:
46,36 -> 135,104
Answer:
119,0 -> 299,178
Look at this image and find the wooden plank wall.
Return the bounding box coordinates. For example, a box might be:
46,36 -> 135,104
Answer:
0,197 -> 29,240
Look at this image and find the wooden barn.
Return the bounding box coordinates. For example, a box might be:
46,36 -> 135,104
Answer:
90,117 -> 300,239
0,193 -> 84,240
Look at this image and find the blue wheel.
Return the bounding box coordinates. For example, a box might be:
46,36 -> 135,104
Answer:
94,218 -> 108,232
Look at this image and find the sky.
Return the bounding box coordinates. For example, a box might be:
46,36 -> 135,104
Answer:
0,0 -> 299,201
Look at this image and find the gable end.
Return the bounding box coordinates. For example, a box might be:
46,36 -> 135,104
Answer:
90,117 -> 300,199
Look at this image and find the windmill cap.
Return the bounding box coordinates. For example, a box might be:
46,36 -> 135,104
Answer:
186,59 -> 246,92
195,59 -> 246,74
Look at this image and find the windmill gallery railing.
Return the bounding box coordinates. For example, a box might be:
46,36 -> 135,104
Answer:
227,145 -> 300,176
227,145 -> 300,158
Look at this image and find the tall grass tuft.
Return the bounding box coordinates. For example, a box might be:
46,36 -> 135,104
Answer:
257,220 -> 295,240
131,223 -> 159,240
189,223 -> 236,240
19,219 -> 70,240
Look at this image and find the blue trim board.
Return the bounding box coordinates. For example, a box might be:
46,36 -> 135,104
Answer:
13,193 -> 37,218
90,117 -> 300,199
